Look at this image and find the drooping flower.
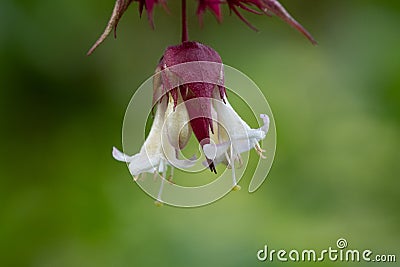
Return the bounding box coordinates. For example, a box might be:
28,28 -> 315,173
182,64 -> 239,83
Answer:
86,0 -> 314,205
112,96 -> 194,178
112,65 -> 196,204
203,88 -> 270,189
113,41 -> 271,201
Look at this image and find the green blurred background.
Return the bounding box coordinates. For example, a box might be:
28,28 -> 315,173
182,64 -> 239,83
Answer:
1,0 -> 399,266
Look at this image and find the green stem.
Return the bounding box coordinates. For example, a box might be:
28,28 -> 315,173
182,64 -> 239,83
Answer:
181,0 -> 188,42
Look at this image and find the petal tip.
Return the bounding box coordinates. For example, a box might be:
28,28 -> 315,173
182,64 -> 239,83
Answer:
112,146 -> 129,162
260,114 -> 270,133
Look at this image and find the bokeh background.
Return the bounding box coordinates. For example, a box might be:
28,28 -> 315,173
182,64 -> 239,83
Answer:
1,0 -> 399,266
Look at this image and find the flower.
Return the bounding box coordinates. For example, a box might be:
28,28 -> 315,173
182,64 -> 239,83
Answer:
205,95 -> 270,165
112,65 -> 196,203
87,0 -> 310,204
113,41 -> 271,198
112,97 -> 194,176
202,87 -> 270,188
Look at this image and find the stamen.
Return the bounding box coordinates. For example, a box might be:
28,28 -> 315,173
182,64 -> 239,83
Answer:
228,145 -> 241,191
153,164 -> 167,207
255,143 -> 266,153
224,151 -> 232,168
168,167 -> 174,184
155,179 -> 165,203
230,144 -> 237,186
236,154 -> 243,168
140,173 -> 147,181
155,159 -> 168,206
157,176 -> 165,200
255,143 -> 267,159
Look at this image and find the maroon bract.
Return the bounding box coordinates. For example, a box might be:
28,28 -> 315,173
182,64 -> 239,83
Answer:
197,0 -> 222,23
201,0 -> 317,44
87,0 -> 316,55
87,0 -> 167,55
229,0 -> 317,44
159,41 -> 227,173
136,0 -> 168,26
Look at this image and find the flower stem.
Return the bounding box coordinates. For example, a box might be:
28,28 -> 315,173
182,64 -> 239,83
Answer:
181,0 -> 188,42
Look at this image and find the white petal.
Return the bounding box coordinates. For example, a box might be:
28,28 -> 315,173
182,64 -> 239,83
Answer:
114,101 -> 169,176
164,92 -> 192,150
112,147 -> 132,162
128,152 -> 161,176
259,114 -> 270,133
233,139 -> 254,155
162,124 -> 197,170
170,157 -> 197,169
203,142 -> 230,160
210,88 -> 270,168
141,102 -> 165,155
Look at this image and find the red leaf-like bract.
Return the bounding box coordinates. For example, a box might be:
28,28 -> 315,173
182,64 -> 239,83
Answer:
160,41 -> 226,173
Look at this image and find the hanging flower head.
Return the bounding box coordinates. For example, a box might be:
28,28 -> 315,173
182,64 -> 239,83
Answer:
112,41 -> 271,202
89,0 -> 315,205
